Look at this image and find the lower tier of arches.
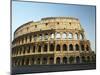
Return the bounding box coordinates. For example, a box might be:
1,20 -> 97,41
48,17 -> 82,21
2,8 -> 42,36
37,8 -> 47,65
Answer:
12,55 -> 96,67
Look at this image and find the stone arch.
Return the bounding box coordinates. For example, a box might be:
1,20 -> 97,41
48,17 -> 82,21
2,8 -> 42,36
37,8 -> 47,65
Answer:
37,58 -> 41,64
56,57 -> 61,64
50,33 -> 54,39
69,44 -> 73,51
44,44 -> 47,52
38,45 -> 41,52
39,34 -> 42,40
32,45 -> 35,52
76,56 -> 80,63
62,32 -> 67,39
63,44 -> 67,51
81,56 -> 86,63
86,45 -> 89,51
63,57 -> 67,64
80,33 -> 84,40
42,57 -> 47,64
23,46 -> 26,54
25,36 -> 27,43
22,58 -> 24,66
26,58 -> 29,65
87,56 -> 90,63
29,35 -> 32,42
19,47 -> 22,54
68,32 -> 73,39
49,57 -> 54,64
81,44 -> 85,51
31,57 -> 34,65
34,35 -> 37,41
92,56 -> 96,62
56,44 -> 60,51
75,44 -> 79,51
50,44 -> 54,51
44,33 -> 48,40
74,33 -> 78,40
27,46 -> 30,53
69,56 -> 74,64
56,32 -> 61,39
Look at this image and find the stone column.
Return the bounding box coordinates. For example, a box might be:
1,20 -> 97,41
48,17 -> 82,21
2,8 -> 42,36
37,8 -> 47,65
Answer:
72,33 -> 74,40
41,44 -> 43,53
54,56 -> 56,64
40,57 -> 42,65
67,44 -> 69,51
32,35 -> 34,42
80,56 -> 82,63
23,37 -> 25,44
48,42 -> 49,52
78,33 -> 80,40
29,57 -> 31,65
74,56 -> 76,64
66,32 -> 68,40
47,56 -> 49,64
67,56 -> 70,64
34,57 -> 36,64
35,44 -> 37,53
27,35 -> 29,43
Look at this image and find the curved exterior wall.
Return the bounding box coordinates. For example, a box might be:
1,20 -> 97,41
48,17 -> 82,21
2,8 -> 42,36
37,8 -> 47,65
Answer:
12,17 -> 95,67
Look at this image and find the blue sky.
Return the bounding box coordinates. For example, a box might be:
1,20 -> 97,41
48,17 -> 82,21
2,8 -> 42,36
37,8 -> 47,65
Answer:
12,1 -> 96,52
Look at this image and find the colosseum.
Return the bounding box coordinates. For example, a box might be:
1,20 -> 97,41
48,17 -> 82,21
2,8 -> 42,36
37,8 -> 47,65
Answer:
12,17 -> 96,67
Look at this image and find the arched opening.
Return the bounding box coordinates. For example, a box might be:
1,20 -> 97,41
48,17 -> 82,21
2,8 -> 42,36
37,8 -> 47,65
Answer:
31,58 -> 34,65
15,60 -> 18,66
80,33 -> 84,40
50,33 -> 54,39
44,33 -> 48,40
19,47 -> 22,54
75,44 -> 79,51
39,34 -> 42,40
38,45 -> 41,52
69,44 -> 73,51
86,45 -> 89,51
63,57 -> 67,64
56,57 -> 60,64
56,44 -> 60,51
49,57 -> 54,64
37,58 -> 40,64
17,60 -> 20,66
26,58 -> 29,65
87,56 -> 90,63
33,45 -> 35,52
68,33 -> 73,40
62,33 -> 67,39
81,56 -> 86,63
63,44 -> 67,51
22,59 -> 24,66
69,56 -> 74,64
50,44 -> 54,51
22,38 -> 24,44
74,33 -> 78,40
56,33 -> 61,39
25,37 -> 27,43
44,44 -> 47,52
76,56 -> 80,63
81,45 -> 84,51
34,35 -> 37,41
27,46 -> 30,53
92,56 -> 96,62
42,58 -> 47,64
23,46 -> 26,54
29,35 -> 32,42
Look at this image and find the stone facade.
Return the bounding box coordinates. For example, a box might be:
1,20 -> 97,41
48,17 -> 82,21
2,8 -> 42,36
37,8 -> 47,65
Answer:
12,17 -> 96,67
